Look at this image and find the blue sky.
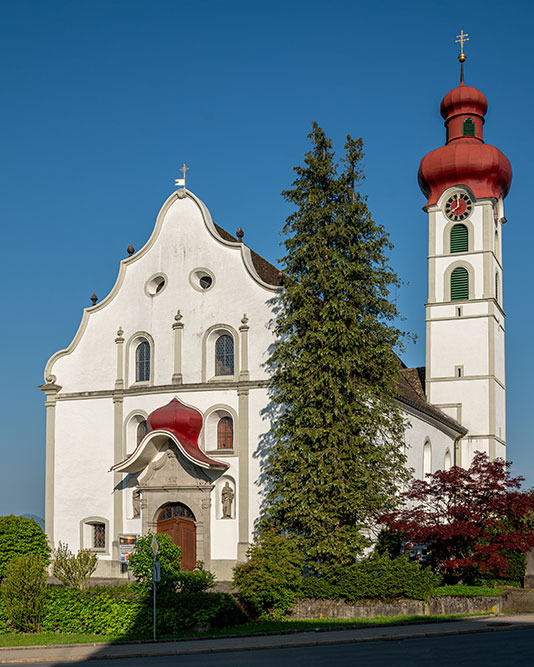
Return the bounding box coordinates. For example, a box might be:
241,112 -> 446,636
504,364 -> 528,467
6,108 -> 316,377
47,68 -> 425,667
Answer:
1,0 -> 533,517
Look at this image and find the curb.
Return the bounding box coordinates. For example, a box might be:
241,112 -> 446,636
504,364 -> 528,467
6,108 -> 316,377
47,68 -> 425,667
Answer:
0,619 -> 533,663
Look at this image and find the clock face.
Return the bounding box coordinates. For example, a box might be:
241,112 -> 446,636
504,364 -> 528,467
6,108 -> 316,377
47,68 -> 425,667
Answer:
444,192 -> 473,221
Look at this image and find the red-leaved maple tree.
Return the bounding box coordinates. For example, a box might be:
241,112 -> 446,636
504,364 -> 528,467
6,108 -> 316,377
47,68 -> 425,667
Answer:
380,453 -> 534,582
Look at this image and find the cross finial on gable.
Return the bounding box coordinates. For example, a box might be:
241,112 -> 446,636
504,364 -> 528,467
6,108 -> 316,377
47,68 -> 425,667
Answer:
174,163 -> 189,189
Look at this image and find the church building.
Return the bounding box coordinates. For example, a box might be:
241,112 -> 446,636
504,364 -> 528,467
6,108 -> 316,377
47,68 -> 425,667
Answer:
40,51 -> 512,579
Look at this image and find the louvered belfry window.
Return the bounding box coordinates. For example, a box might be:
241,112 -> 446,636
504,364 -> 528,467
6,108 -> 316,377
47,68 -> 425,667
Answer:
450,224 -> 468,253
451,267 -> 469,301
215,335 -> 234,375
463,117 -> 475,136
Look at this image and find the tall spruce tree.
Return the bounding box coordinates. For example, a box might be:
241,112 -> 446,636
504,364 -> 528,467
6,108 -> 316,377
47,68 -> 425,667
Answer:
261,123 -> 410,568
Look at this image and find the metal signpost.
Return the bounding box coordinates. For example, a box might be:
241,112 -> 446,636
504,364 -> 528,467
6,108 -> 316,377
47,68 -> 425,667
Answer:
151,536 -> 160,641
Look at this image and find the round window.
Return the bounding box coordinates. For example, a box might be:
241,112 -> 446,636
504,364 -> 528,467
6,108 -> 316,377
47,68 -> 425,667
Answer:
145,274 -> 167,297
189,268 -> 215,292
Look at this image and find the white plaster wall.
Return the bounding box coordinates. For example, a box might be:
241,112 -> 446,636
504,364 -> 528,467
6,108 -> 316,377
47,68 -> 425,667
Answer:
210,475 -> 238,560
403,411 -> 456,479
429,317 -> 489,377
53,398 -> 115,556
248,387 -> 272,540
47,193 -> 277,392
430,379 -> 490,436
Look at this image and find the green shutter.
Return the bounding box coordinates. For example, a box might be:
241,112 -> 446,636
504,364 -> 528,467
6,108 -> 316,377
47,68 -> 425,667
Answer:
451,267 -> 469,301
450,224 -> 468,253
463,117 -> 475,137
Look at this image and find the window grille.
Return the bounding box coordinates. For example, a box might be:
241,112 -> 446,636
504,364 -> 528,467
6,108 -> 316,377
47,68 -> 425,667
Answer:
495,273 -> 499,301
217,417 -> 233,449
215,335 -> 234,376
136,341 -> 150,382
450,267 -> 469,301
463,117 -> 475,136
450,224 -> 468,253
93,523 -> 106,549
158,503 -> 195,521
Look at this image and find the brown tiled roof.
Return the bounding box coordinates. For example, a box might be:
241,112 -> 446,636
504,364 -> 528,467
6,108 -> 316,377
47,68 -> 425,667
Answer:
396,366 -> 466,435
213,223 -> 282,287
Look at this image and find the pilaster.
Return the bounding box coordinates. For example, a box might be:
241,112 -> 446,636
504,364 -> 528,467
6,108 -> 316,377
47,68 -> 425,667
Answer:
237,387 -> 250,561
39,377 -> 62,547
239,314 -> 250,381
112,396 -> 124,560
172,310 -> 184,384
115,327 -> 124,390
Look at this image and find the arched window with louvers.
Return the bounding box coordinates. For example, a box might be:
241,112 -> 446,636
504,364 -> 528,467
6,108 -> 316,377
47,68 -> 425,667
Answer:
450,224 -> 468,253
462,117 -> 475,136
450,267 -> 469,301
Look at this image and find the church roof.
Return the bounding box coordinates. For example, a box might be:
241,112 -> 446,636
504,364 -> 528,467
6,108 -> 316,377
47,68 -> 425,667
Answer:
396,367 -> 467,435
213,223 -> 283,287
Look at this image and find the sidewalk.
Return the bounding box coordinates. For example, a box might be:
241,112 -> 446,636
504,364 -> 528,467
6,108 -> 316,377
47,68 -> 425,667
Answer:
0,614 -> 533,663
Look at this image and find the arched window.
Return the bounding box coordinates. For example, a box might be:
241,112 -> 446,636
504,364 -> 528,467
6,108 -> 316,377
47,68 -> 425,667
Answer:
136,420 -> 148,445
217,417 -> 233,449
450,267 -> 469,301
450,224 -> 468,253
215,335 -> 234,376
423,441 -> 432,478
463,117 -> 475,136
444,449 -> 452,471
135,341 -> 150,382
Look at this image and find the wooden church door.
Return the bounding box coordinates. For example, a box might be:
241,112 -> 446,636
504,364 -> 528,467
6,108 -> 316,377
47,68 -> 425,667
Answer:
156,503 -> 197,571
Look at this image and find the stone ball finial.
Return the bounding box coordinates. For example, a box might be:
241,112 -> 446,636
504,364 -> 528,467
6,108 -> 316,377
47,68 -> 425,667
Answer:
236,227 -> 244,242
90,293 -> 98,306
127,244 -> 135,256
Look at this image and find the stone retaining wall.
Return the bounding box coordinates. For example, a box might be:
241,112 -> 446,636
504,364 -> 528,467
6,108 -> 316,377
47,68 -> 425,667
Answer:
289,595 -> 503,619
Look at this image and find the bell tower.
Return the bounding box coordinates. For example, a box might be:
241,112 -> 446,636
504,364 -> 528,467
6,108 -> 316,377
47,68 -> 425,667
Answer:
418,37 -> 512,467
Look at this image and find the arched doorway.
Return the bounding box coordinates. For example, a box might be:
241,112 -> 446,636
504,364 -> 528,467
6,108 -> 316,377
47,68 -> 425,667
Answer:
157,502 -> 196,571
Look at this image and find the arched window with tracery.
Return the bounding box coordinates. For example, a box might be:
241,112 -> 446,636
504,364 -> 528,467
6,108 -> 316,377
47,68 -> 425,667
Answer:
215,335 -> 234,376
136,341 -> 150,382
217,417 -> 233,449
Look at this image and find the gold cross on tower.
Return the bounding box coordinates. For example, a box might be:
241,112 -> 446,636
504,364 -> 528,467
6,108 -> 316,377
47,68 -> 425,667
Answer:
455,29 -> 469,59
175,163 -> 189,189
455,29 -> 469,82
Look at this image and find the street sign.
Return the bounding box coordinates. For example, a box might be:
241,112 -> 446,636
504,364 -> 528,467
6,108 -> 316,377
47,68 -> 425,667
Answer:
153,560 -> 161,583
151,535 -> 159,557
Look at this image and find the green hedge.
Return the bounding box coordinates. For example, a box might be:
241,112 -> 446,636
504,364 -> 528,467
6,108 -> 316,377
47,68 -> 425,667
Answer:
1,585 -> 236,637
300,555 -> 440,602
0,516 -> 50,578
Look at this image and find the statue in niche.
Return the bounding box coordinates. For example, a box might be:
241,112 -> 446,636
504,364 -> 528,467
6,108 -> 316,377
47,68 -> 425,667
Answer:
221,482 -> 234,519
132,489 -> 141,518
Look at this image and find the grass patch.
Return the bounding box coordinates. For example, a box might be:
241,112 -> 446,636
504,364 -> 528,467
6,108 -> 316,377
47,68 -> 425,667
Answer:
0,613 -> 491,647
433,585 -> 506,597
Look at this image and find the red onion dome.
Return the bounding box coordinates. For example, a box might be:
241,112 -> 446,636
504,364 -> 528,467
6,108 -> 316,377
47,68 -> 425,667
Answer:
418,82 -> 512,206
440,82 -> 488,123
148,397 -> 202,444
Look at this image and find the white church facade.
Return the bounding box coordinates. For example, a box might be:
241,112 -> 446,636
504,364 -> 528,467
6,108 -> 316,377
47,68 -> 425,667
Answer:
40,66 -> 511,580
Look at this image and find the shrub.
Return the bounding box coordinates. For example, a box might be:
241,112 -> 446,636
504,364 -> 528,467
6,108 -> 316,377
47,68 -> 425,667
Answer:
1,554 -> 47,632
301,554 -> 440,602
375,528 -> 404,559
52,541 -> 98,590
177,562 -> 216,593
128,532 -> 182,592
0,515 -> 50,578
233,533 -> 304,619
42,585 -> 235,636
